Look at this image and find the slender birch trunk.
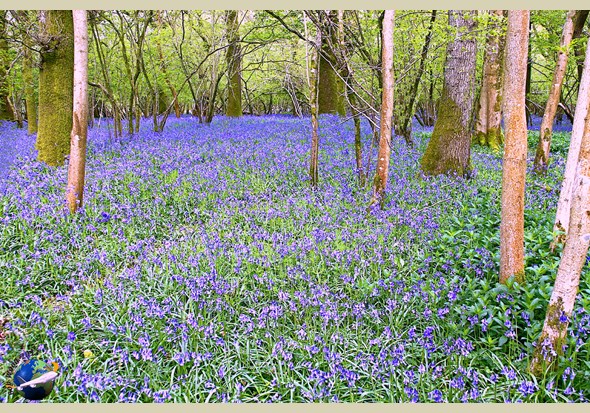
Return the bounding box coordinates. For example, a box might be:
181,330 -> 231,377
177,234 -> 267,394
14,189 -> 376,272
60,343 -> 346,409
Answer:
369,10 -> 395,209
66,10 -> 89,214
533,10 -> 576,173
529,89 -> 590,377
499,10 -> 529,285
553,37 -> 590,246
309,23 -> 320,188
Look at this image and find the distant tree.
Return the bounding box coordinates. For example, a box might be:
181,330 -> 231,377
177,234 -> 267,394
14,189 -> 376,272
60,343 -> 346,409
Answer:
499,10 -> 529,285
225,10 -> 242,117
533,10 -> 577,174
473,10 -> 506,152
529,40 -> 590,376
369,10 -> 395,209
420,10 -> 477,177
552,36 -> 590,247
394,10 -> 437,147
0,12 -> 15,121
66,10 -> 89,214
36,10 -> 74,167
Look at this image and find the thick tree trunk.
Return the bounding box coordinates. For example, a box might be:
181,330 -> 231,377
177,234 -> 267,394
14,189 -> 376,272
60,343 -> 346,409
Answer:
369,10 -> 395,209
225,10 -> 242,117
533,10 -> 577,173
553,37 -> 590,246
499,10 -> 529,285
420,10 -> 477,177
36,10 -> 74,167
529,88 -> 590,376
22,44 -> 37,134
318,11 -> 345,116
157,12 -> 181,119
66,10 -> 89,214
474,10 -> 506,152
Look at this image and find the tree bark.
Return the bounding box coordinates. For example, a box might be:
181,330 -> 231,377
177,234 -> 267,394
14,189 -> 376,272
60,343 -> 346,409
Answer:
420,10 -> 477,177
474,10 -> 506,152
369,10 -> 395,209
317,11 -> 345,116
553,37 -> 590,246
499,10 -> 529,285
36,10 -> 74,167
529,79 -> 590,377
225,10 -> 242,117
533,10 -> 577,174
66,10 -> 88,214
0,12 -> 14,121
22,40 -> 37,134
572,11 -> 589,84
309,26 -> 320,188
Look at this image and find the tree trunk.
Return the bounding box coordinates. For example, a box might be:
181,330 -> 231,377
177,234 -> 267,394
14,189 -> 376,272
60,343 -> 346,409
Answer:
553,37 -> 590,246
309,22 -> 321,187
317,11 -> 345,116
395,10 -> 436,147
22,44 -> 37,134
225,10 -> 242,117
474,10 -> 506,153
529,86 -> 590,377
420,10 -> 477,177
533,10 -> 577,174
572,11 -> 589,84
66,10 -> 89,214
0,12 -> 14,121
369,10 -> 395,209
36,10 -> 74,167
499,10 -> 529,285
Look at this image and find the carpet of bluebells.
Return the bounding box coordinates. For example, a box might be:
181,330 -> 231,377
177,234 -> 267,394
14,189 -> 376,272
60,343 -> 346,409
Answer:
0,114 -> 589,403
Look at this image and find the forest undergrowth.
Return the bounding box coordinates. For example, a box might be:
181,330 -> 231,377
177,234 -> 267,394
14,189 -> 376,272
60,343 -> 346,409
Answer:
0,114 -> 588,402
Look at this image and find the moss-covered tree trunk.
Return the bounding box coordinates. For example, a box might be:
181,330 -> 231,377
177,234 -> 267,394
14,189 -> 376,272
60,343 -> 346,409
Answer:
553,37 -> 590,247
0,12 -> 14,121
533,10 -> 577,174
499,10 -> 529,286
318,11 -> 345,116
225,10 -> 242,118
420,10 -> 477,177
66,10 -> 88,214
22,43 -> 37,134
474,10 -> 506,153
369,10 -> 395,209
529,88 -> 590,376
36,10 -> 74,167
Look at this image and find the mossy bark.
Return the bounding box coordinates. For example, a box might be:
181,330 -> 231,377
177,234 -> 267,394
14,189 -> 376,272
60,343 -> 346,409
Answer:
420,11 -> 477,177
473,10 -> 506,153
0,12 -> 14,121
22,44 -> 37,134
225,10 -> 242,117
318,11 -> 344,116
36,10 -> 74,167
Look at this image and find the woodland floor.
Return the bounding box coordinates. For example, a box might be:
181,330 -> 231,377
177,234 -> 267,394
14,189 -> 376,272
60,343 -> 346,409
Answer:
0,114 -> 588,402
